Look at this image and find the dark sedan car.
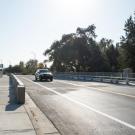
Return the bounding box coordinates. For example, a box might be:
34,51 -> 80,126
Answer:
35,69 -> 53,81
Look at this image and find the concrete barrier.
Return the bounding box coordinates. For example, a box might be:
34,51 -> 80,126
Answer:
10,74 -> 25,104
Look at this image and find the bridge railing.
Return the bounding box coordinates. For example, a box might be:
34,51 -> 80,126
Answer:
54,72 -> 135,85
10,74 -> 25,104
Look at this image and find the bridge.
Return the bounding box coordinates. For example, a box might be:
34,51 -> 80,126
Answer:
0,74 -> 135,135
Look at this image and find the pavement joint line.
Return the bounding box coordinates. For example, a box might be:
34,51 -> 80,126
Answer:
0,112 -> 26,114
0,103 -> 8,105
55,80 -> 135,99
0,128 -> 34,133
0,86 -> 9,87
0,90 -> 9,92
22,77 -> 135,131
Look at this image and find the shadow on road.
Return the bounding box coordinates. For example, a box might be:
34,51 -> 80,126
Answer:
33,79 -> 51,82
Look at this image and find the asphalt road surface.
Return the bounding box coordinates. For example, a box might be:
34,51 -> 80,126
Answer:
18,75 -> 135,135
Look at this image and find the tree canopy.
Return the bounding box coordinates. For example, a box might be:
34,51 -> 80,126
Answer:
44,13 -> 135,72
120,15 -> 135,71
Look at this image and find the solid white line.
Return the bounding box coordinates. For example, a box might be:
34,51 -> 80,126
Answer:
22,77 -> 135,130
55,80 -> 135,99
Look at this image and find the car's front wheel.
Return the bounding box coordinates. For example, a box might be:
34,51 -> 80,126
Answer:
39,77 -> 42,81
50,78 -> 53,82
35,76 -> 37,81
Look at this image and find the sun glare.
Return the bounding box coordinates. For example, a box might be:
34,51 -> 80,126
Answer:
51,0 -> 98,15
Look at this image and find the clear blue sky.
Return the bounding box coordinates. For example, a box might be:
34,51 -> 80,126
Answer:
0,0 -> 135,67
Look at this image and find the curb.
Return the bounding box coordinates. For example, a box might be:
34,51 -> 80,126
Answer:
24,93 -> 60,135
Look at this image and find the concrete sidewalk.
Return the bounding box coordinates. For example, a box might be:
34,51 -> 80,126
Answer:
0,76 -> 36,135
0,75 -> 60,135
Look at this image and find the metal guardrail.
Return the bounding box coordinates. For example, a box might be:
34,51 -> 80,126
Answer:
10,74 -> 25,104
54,72 -> 135,85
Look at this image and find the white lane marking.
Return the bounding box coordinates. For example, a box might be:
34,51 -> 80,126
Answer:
22,77 -> 135,130
55,80 -> 135,99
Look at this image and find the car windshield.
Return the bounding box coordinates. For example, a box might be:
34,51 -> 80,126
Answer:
39,69 -> 49,73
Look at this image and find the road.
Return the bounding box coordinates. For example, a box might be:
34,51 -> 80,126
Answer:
18,75 -> 135,135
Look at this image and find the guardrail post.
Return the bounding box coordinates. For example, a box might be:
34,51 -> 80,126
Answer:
115,79 -> 119,84
126,78 -> 129,85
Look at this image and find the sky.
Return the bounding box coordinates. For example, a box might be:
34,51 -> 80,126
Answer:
0,0 -> 135,67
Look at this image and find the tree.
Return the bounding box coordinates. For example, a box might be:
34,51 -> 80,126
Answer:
44,25 -> 108,72
37,62 -> 44,69
5,64 -> 22,74
120,14 -> 135,71
19,61 -> 25,73
25,59 -> 38,74
106,45 -> 119,71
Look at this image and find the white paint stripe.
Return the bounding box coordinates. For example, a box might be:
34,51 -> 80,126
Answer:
22,77 -> 135,130
55,80 -> 135,99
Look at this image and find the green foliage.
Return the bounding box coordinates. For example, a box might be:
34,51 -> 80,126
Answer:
5,65 -> 22,74
25,59 -> 38,74
120,13 -> 135,71
44,25 -> 115,72
44,12 -> 135,72
5,59 -> 38,75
